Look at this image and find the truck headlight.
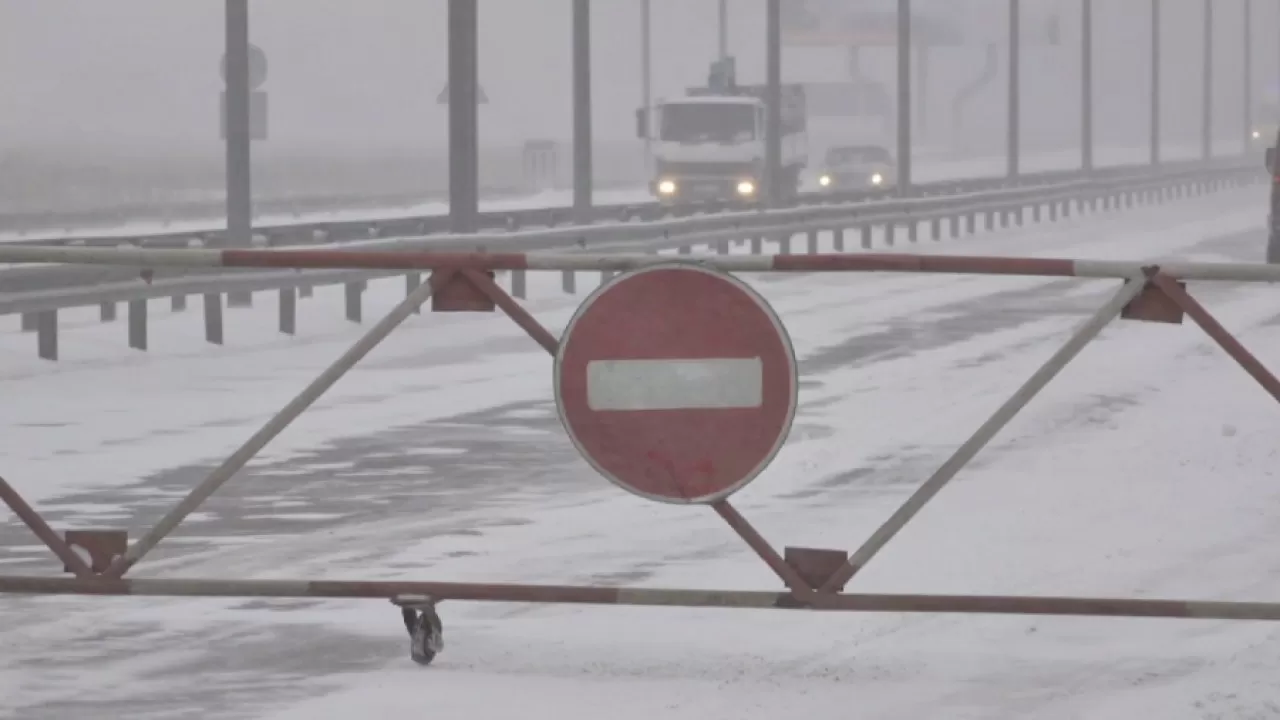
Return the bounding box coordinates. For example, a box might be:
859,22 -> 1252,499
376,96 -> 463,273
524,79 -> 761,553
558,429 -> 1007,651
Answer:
737,180 -> 756,196
818,174 -> 832,187
1254,130 -> 1263,139
870,173 -> 884,185
657,179 -> 677,195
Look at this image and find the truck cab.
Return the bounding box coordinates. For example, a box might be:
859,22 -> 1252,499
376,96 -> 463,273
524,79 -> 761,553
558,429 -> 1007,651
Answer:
637,59 -> 807,204
649,96 -> 768,202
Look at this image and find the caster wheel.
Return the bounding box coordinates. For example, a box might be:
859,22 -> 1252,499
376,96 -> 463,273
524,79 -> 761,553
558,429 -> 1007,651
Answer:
394,595 -> 444,666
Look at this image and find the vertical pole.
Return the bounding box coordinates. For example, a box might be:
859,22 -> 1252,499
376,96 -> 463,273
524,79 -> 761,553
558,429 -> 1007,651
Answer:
448,0 -> 480,233
718,0 -> 728,59
642,0 -> 652,173
1149,0 -> 1159,165
1007,0 -> 1020,177
897,0 -> 912,191
917,44 -> 929,140
572,0 -> 593,221
1083,0 -> 1094,170
1202,0 -> 1213,160
225,0 -> 251,249
224,0 -> 253,308
765,0 -> 784,206
1244,0 -> 1253,154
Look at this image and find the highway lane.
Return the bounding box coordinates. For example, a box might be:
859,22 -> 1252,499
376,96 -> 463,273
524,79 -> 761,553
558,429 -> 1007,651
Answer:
0,188 -> 1271,718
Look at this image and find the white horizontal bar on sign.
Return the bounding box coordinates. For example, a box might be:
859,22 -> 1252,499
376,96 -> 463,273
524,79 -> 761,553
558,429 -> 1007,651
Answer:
586,357 -> 764,412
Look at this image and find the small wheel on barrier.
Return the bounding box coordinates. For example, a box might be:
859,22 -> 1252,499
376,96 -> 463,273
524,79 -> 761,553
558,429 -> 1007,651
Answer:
393,595 -> 444,666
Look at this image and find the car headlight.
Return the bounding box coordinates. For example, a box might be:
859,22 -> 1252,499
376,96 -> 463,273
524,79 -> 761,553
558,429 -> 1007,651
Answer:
818,174 -> 832,187
870,173 -> 884,185
736,180 -> 756,196
1254,130 -> 1263,139
657,179 -> 677,195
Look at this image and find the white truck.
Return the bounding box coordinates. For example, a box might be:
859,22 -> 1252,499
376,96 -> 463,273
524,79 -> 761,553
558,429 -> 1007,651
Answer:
636,61 -> 808,203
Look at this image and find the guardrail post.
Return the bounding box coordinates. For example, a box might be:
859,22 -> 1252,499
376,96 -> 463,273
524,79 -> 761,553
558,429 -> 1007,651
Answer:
36,311 -> 57,362
300,284 -> 313,298
984,210 -> 995,231
20,313 -> 36,332
861,225 -> 872,248
204,294 -> 224,345
806,229 -> 819,253
405,274 -> 423,313
930,217 -> 941,241
100,302 -> 117,323
128,300 -> 147,351
279,288 -> 296,335
562,270 -> 576,294
751,236 -> 763,254
599,270 -> 615,285
171,295 -> 187,312
1032,203 -> 1042,223
345,282 -> 364,323
777,232 -> 792,254
510,269 -> 527,299
678,244 -> 691,255
833,227 -> 845,251
966,212 -> 976,234
884,224 -> 895,246
949,215 -> 960,239
907,218 -> 918,242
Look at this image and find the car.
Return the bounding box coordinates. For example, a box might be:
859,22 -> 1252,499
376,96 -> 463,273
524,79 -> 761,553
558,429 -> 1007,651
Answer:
1252,102 -> 1280,151
815,145 -> 896,191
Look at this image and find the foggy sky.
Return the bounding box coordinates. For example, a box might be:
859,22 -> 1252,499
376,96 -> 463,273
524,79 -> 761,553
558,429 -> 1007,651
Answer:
0,0 -> 1274,157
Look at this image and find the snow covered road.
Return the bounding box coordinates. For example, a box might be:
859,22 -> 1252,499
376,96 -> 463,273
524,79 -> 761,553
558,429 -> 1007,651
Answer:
2,186 -> 1280,719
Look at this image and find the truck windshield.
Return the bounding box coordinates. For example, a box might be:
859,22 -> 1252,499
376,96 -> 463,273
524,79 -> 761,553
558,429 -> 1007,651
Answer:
659,103 -> 755,143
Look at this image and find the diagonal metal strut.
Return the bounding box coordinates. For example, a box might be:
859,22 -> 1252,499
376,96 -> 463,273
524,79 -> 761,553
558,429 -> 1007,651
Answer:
102,277 -> 444,578
818,275 -> 1148,593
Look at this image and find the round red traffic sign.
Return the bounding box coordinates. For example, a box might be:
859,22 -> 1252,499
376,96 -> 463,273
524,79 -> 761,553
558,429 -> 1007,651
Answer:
554,264 -> 798,504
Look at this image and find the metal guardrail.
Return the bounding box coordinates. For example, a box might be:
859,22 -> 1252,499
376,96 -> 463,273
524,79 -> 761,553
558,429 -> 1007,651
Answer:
0,156 -> 1261,361
0,155 -> 1246,300
2,155 -> 1231,252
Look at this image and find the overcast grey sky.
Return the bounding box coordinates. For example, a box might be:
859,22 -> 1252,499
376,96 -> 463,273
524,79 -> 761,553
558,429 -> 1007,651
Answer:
0,0 -> 1272,156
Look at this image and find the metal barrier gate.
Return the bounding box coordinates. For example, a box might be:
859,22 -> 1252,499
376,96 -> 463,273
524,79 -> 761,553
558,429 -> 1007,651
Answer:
2,245 -> 1280,665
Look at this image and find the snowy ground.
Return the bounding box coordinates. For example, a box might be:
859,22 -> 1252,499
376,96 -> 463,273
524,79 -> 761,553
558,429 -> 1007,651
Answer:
0,144 -> 1203,244
2,182 -> 1280,719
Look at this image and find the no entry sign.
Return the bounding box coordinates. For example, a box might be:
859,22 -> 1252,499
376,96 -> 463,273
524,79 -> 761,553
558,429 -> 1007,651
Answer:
554,264 -> 798,504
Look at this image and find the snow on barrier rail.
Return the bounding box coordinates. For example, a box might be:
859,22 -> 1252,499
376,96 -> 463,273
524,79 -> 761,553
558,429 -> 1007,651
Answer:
1,246 -> 1280,665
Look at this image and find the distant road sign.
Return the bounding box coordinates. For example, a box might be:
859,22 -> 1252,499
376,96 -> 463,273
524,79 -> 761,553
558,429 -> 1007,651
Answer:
554,264 -> 798,505
437,82 -> 489,105
221,43 -> 268,90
